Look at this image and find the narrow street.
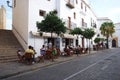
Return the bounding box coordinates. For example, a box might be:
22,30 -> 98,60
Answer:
3,48 -> 120,80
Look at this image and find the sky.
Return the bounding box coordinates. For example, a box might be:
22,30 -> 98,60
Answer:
0,0 -> 120,29
89,0 -> 120,23
0,0 -> 12,30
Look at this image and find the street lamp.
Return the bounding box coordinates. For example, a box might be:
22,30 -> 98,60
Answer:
7,0 -> 16,8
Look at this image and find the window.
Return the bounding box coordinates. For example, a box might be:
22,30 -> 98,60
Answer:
39,10 -> 46,16
85,6 -> 87,12
74,12 -> 76,19
82,18 -> 84,26
81,2 -> 83,9
91,18 -> 92,26
68,17 -> 71,28
76,0 -> 78,4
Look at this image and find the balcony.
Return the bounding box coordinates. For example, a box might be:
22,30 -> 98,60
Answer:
66,0 -> 74,9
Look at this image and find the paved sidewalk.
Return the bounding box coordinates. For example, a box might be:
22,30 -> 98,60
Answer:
0,51 -> 96,79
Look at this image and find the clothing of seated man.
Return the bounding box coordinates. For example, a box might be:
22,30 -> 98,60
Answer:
25,46 -> 35,55
25,46 -> 35,64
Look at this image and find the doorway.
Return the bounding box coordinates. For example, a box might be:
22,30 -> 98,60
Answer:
112,39 -> 116,47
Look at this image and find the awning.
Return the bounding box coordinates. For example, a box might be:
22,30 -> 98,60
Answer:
31,31 -> 58,38
42,32 -> 58,38
31,31 -> 77,39
62,34 -> 77,39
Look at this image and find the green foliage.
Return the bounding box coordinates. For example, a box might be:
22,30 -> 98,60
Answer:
100,22 -> 115,38
94,38 -> 101,43
82,28 -> 95,39
69,27 -> 82,35
100,38 -> 105,41
100,22 -> 115,49
36,11 -> 66,35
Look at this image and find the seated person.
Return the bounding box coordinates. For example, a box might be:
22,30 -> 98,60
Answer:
17,49 -> 24,62
24,46 -> 35,64
40,45 -> 46,56
64,46 -> 70,56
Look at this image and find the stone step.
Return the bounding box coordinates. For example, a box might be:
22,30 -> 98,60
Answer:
0,58 -> 18,63
0,29 -> 23,63
0,55 -> 17,59
0,49 -> 17,54
0,52 -> 17,56
0,45 -> 22,49
0,55 -> 18,63
0,54 -> 17,57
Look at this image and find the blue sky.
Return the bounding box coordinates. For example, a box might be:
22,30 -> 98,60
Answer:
0,0 -> 12,29
0,0 -> 120,29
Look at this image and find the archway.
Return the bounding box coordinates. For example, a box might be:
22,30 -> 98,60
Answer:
112,39 -> 116,47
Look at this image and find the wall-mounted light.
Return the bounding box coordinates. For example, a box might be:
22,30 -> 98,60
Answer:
7,0 -> 16,8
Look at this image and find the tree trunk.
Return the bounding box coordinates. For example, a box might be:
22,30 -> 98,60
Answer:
51,32 -> 53,47
106,36 -> 109,49
89,39 -> 90,54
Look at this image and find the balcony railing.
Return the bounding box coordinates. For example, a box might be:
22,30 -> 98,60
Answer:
66,0 -> 74,9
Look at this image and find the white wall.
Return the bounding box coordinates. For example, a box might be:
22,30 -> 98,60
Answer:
28,0 -> 57,56
114,23 -> 120,47
12,0 -> 29,50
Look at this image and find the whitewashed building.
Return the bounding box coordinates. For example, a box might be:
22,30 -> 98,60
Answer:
12,0 -> 97,57
113,23 -> 120,47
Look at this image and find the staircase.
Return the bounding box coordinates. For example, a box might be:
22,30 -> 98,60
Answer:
0,29 -> 24,63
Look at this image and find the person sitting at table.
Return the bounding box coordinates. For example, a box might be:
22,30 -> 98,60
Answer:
24,45 -> 35,64
40,45 -> 46,56
17,48 -> 24,62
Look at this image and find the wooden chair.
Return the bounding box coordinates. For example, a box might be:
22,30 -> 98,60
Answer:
45,49 -> 52,59
64,48 -> 71,56
55,48 -> 61,58
84,48 -> 88,53
37,55 -> 44,62
24,52 -> 33,64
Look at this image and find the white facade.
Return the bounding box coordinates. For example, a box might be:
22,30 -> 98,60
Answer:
114,23 -> 120,47
12,0 -> 97,57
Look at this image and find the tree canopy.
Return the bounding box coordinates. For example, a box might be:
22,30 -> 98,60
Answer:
100,22 -> 115,48
69,27 -> 82,35
100,22 -> 115,38
36,11 -> 66,35
94,37 -> 101,44
82,28 -> 95,39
